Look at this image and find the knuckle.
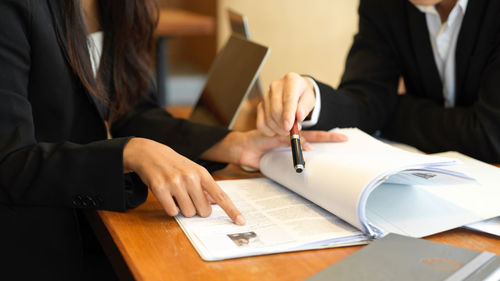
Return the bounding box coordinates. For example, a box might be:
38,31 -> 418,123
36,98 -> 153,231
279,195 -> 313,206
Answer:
284,72 -> 298,81
150,181 -> 171,196
182,172 -> 199,185
198,166 -> 210,178
168,174 -> 182,187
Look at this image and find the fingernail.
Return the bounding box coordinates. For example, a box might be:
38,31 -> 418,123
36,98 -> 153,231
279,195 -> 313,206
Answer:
338,134 -> 348,141
235,215 -> 246,225
297,108 -> 303,120
304,143 -> 314,151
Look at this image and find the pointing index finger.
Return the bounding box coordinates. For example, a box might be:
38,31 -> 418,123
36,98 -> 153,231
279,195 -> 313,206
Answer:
201,173 -> 246,225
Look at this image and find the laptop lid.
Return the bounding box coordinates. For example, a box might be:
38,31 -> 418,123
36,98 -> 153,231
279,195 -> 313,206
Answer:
227,9 -> 264,99
228,8 -> 251,39
189,35 -> 269,129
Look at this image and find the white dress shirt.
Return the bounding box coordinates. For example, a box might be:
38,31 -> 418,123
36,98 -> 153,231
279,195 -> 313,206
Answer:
415,0 -> 468,108
88,31 -> 104,76
301,77 -> 321,127
87,31 -> 113,138
306,0 -> 468,127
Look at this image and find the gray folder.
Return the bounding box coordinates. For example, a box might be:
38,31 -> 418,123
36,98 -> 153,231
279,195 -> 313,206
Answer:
306,233 -> 500,281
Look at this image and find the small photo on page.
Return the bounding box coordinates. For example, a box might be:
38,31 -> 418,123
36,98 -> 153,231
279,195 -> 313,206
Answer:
227,231 -> 262,247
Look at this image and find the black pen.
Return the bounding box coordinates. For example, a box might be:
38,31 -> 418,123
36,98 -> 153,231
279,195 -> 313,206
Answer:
290,120 -> 305,173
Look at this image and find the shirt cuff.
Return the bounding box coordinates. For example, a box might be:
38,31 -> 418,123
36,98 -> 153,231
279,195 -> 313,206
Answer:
301,77 -> 321,128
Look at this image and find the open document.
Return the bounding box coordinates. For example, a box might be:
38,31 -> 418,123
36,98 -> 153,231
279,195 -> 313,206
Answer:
175,128 -> 500,261
176,178 -> 367,261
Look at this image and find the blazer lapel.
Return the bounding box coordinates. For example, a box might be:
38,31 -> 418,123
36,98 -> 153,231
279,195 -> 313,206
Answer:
455,0 -> 487,102
47,0 -> 108,122
406,3 -> 443,103
47,0 -> 70,66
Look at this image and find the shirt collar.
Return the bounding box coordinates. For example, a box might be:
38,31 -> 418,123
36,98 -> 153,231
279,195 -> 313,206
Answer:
414,0 -> 468,16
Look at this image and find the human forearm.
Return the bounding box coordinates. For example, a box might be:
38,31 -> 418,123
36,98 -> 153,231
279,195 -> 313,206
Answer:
112,106 -> 229,161
199,131 -> 244,166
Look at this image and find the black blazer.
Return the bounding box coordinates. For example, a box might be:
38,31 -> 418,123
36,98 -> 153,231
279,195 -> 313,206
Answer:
311,0 -> 500,163
0,0 -> 228,279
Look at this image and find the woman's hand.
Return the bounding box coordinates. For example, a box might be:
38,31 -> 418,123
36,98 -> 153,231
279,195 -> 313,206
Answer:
238,130 -> 348,169
123,138 -> 245,225
201,130 -> 348,170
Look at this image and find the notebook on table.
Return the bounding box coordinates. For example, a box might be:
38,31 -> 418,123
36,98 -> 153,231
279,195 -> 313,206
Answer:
306,233 -> 500,281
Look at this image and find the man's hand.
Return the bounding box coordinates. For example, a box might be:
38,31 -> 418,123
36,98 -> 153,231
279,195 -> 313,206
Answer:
257,72 -> 316,136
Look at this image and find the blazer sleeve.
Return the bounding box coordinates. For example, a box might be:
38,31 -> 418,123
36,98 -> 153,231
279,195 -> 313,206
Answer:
310,0 -> 500,163
0,0 -> 141,211
382,44 -> 500,163
110,86 -> 230,162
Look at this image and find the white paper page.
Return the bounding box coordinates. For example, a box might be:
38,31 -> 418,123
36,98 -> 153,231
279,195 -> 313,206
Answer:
365,152 -> 500,237
175,178 -> 365,261
379,137 -> 425,154
384,169 -> 474,185
467,217 -> 500,237
416,152 -> 500,219
260,128 -> 459,232
365,183 -> 482,237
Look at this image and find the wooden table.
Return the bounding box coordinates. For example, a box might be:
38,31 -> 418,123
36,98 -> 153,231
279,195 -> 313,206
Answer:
89,107 -> 500,281
89,164 -> 500,281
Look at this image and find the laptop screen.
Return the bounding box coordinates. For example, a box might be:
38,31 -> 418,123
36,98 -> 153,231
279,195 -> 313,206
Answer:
189,35 -> 269,129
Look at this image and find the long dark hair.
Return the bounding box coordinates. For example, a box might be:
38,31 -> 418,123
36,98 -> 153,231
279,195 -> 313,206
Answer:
62,0 -> 158,121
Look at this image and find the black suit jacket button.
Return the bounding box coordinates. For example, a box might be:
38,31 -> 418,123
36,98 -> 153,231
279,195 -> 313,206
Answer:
84,195 -> 98,207
72,199 -> 82,208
